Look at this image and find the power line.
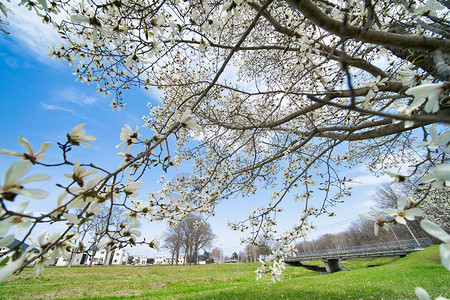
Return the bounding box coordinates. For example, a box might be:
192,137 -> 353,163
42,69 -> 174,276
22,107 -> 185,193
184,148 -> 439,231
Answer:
312,216 -> 360,232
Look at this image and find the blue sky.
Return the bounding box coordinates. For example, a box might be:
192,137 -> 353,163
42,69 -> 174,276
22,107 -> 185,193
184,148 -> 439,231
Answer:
0,4 -> 395,258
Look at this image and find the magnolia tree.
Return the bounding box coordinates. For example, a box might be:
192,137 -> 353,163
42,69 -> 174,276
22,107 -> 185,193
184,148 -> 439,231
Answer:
0,0 -> 449,287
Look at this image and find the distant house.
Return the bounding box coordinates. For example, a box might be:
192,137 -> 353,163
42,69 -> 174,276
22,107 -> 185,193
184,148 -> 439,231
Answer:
197,255 -> 209,265
55,252 -> 88,266
132,256 -> 150,265
85,248 -> 111,265
57,248 -> 130,266
155,255 -> 168,264
110,249 -> 130,265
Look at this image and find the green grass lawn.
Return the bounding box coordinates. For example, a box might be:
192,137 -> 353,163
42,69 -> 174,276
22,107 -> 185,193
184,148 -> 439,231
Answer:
0,246 -> 448,299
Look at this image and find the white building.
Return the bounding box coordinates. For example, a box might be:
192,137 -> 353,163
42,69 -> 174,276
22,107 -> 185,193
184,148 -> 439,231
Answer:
154,255 -> 168,264
55,252 -> 88,266
85,249 -> 111,265
132,256 -> 149,265
110,249 -> 129,265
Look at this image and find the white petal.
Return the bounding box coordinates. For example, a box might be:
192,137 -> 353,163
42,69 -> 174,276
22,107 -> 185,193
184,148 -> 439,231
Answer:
63,213 -> 80,225
0,149 -> 22,157
19,174 -> 50,184
397,197 -> 408,210
37,142 -> 52,155
440,243 -> 450,271
415,287 -> 431,300
17,137 -> 33,155
17,200 -> 29,213
4,161 -> 30,186
0,234 -> 14,247
420,220 -> 450,244
70,15 -> 90,23
404,208 -> 422,219
0,220 -> 12,237
374,223 -> 379,236
18,188 -> 49,199
0,255 -> 25,282
359,214 -> 376,221
395,216 -> 406,225
434,163 -> 450,181
424,96 -> 439,113
56,192 -> 67,207
384,208 -> 397,217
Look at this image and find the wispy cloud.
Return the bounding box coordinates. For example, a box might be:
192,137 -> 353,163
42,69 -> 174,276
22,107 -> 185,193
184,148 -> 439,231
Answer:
4,3 -> 61,62
55,87 -> 102,107
348,174 -> 392,187
41,102 -> 87,119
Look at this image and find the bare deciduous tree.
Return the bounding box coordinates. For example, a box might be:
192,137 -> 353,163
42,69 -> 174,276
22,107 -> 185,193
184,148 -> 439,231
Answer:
163,215 -> 215,265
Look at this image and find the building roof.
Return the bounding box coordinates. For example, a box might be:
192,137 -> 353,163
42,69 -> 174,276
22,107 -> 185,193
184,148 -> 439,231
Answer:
0,238 -> 39,253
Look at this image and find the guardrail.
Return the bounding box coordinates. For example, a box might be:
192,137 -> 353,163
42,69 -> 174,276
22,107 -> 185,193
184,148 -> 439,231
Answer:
284,238 -> 432,262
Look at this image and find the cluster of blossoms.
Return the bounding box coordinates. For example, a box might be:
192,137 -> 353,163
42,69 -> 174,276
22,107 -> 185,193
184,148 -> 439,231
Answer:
0,123 -> 164,280
0,0 -> 449,291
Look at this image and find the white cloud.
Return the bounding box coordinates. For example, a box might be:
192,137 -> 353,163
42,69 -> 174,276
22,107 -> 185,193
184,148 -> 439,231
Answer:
355,199 -> 376,209
4,2 -> 61,62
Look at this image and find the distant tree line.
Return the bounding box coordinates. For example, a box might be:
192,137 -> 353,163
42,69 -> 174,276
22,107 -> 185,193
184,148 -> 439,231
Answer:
163,215 -> 215,265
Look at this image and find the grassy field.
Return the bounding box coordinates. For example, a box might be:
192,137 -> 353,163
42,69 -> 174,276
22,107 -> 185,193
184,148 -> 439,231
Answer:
0,246 -> 448,299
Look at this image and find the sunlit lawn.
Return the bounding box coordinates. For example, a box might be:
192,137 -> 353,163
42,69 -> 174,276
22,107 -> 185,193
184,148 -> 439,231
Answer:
0,246 -> 448,299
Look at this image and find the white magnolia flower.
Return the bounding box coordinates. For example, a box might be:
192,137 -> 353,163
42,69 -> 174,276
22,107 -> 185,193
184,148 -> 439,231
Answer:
371,76 -> 389,92
67,124 -> 96,147
428,127 -> 450,153
422,163 -> 450,189
51,192 -> 68,219
385,171 -> 407,184
149,237 -> 161,251
51,236 -> 77,261
123,210 -> 139,223
0,253 -> 27,282
35,229 -> 59,251
121,220 -> 141,241
175,109 -> 202,130
123,178 -> 142,197
0,160 -> 50,201
169,155 -> 182,169
33,255 -> 51,276
64,160 -> 97,187
398,65 -> 417,87
359,208 -> 389,236
0,201 -> 32,236
405,83 -> 445,113
68,175 -> 103,209
116,124 -> 142,153
29,230 -> 59,276
68,174 -> 102,196
0,136 -> 52,163
98,235 -> 118,249
420,220 -> 450,271
413,0 -> 445,17
384,197 -> 422,225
